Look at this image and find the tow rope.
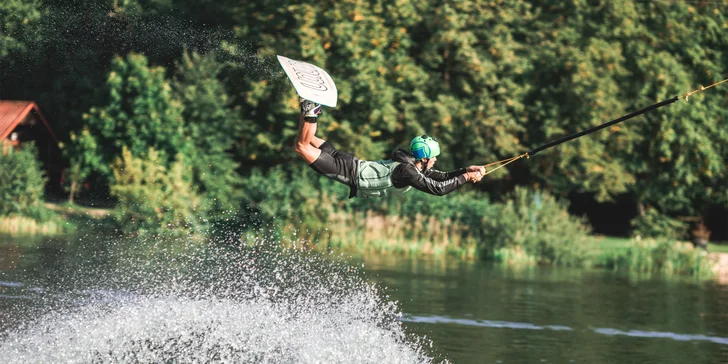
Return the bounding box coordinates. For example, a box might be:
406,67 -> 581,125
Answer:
481,77 -> 728,177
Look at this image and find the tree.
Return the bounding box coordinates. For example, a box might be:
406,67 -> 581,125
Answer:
614,2 -> 728,218
411,0 -> 532,169
74,53 -> 192,180
111,147 -> 201,234
0,144 -> 47,216
172,50 -> 245,210
0,0 -> 42,67
64,158 -> 90,205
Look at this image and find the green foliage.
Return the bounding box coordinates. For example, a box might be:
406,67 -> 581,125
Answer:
75,53 -> 191,178
0,144 -> 47,218
0,0 -> 42,62
479,187 -> 592,266
110,147 -> 202,235
74,51 -> 246,216
171,50 -> 245,211
239,165 -> 340,242
240,165 -> 593,265
63,157 -> 90,204
2,1 -> 725,245
597,239 -> 713,278
630,207 -> 688,240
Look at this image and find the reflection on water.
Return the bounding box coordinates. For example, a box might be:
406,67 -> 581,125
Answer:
0,281 -> 24,288
405,315 -> 571,331
356,254 -> 728,364
404,315 -> 728,345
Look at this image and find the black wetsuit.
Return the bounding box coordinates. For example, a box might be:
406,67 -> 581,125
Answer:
310,143 -> 467,198
389,148 -> 467,196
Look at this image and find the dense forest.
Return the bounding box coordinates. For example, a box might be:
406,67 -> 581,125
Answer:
1,0 -> 726,240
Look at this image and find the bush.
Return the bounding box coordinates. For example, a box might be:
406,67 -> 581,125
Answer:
110,147 -> 202,235
479,187 -> 593,266
597,238 -> 713,278
630,207 -> 687,240
0,144 -> 48,218
240,165 -> 340,242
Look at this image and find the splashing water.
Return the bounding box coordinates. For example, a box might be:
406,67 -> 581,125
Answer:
0,233 -> 437,363
2,3 -> 434,361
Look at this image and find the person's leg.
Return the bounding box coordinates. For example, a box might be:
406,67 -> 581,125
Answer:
296,98 -> 353,158
294,99 -> 357,190
294,99 -> 323,164
310,135 -> 325,149
294,113 -> 321,164
319,140 -> 356,160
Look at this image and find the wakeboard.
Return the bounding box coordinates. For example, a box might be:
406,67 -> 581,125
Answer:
277,55 -> 338,107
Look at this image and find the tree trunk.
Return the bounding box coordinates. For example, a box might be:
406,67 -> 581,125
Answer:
69,181 -> 76,204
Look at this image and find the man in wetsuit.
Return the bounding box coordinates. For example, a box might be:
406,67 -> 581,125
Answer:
294,99 -> 485,198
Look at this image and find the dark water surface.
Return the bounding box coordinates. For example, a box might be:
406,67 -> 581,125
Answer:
354,254 -> 728,364
1,236 -> 728,363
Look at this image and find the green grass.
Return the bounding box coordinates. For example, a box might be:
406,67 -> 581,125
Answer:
45,202 -> 112,218
587,236 -> 717,278
584,236 -> 632,258
0,214 -> 69,236
595,236 -> 728,254
709,243 -> 728,254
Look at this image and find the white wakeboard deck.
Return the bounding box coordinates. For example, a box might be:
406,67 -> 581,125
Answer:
277,55 -> 338,107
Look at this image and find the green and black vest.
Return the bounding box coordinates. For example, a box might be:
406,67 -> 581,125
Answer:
356,159 -> 412,198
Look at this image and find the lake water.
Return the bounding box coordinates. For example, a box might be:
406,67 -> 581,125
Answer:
354,255 -> 728,363
1,234 -> 727,363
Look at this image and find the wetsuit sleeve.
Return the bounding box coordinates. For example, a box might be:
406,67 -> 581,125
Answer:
392,164 -> 467,196
424,168 -> 467,181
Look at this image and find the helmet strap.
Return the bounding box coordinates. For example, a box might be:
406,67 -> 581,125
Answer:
420,158 -> 430,173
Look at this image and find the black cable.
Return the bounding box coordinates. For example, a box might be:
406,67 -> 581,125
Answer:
527,96 -> 680,157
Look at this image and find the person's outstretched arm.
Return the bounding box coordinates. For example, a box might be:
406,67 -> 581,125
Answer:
394,165 -> 482,196
424,168 -> 466,181
425,166 -> 485,182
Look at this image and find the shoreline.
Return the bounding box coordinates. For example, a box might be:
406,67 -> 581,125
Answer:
713,253 -> 728,284
2,204 -> 727,281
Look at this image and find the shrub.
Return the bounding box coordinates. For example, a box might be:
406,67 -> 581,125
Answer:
597,238 -> 713,278
110,147 -> 202,235
630,207 -> 687,240
239,165 -> 339,242
479,187 -> 593,266
0,143 -> 47,218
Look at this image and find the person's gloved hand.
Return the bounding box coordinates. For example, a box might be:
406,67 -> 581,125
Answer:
465,165 -> 486,183
467,165 -> 486,175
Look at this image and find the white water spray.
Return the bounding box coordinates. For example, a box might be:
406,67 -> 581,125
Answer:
0,234 -> 437,363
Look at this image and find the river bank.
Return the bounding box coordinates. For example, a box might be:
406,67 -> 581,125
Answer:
714,253 -> 728,284
1,202 -> 726,281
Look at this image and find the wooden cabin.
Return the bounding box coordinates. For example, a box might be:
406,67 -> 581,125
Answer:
0,101 -> 63,194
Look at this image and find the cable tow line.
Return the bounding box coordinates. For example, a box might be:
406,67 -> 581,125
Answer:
480,77 -> 728,178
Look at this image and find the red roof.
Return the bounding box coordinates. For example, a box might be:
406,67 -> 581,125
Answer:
0,100 -> 58,142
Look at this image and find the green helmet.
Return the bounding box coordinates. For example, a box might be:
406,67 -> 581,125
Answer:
409,135 -> 441,160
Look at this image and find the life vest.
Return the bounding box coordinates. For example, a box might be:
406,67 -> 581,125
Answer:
355,159 -> 412,198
